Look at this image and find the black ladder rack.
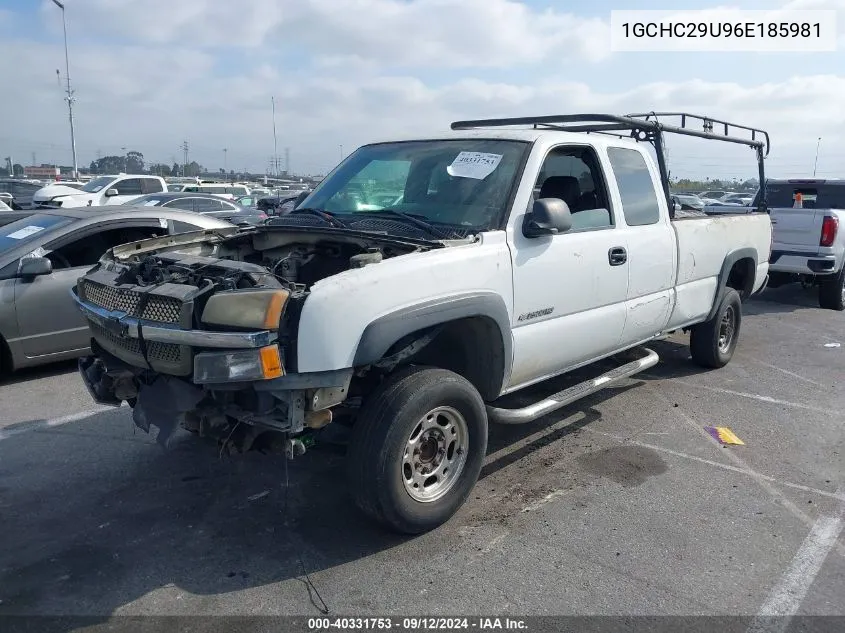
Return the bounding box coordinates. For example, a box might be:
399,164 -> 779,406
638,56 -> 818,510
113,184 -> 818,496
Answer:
450,112 -> 770,214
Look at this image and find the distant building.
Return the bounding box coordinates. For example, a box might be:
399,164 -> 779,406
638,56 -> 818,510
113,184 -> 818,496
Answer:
24,165 -> 60,179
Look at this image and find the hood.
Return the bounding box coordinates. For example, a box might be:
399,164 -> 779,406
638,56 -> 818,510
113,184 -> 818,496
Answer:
33,183 -> 93,202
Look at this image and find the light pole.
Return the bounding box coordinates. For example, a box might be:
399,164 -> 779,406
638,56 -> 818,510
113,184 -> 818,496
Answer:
223,148 -> 227,177
52,0 -> 78,180
121,146 -> 127,172
813,137 -> 822,177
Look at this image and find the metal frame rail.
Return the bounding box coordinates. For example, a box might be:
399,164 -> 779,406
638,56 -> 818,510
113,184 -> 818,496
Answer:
451,112 -> 770,216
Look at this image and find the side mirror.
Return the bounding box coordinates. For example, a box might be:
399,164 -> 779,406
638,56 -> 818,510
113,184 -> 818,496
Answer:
104,188 -> 119,197
18,256 -> 53,277
523,198 -> 572,237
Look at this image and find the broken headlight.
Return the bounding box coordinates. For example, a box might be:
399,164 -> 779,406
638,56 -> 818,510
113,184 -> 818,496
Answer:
200,289 -> 288,330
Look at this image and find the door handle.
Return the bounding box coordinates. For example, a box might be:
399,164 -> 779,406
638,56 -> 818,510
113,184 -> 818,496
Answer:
608,246 -> 627,266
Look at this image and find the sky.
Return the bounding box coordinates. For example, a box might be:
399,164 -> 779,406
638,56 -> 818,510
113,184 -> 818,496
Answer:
0,0 -> 842,179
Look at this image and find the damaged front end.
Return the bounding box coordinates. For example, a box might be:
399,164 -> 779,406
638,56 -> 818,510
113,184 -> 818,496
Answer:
72,225 -> 432,455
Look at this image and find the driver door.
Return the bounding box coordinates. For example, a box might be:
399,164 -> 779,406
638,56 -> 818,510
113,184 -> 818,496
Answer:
13,220 -> 166,358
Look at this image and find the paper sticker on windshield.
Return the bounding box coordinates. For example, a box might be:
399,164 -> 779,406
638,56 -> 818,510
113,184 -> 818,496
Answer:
159,218 -> 168,228
7,225 -> 46,240
144,200 -> 161,206
447,152 -> 503,180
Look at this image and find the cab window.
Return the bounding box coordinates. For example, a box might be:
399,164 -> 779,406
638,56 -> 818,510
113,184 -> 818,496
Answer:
534,146 -> 613,231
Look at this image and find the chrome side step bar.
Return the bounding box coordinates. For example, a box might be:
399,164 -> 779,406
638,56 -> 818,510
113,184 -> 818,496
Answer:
486,348 -> 660,425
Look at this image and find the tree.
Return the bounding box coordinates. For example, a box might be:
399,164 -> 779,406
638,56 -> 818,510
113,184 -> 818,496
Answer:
172,162 -> 180,177
12,164 -> 23,177
148,163 -> 171,177
90,156 -> 125,173
125,150 -> 144,173
184,161 -> 203,177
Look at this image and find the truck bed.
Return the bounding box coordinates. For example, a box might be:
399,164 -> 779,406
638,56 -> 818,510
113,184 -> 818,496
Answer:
667,212 -> 771,329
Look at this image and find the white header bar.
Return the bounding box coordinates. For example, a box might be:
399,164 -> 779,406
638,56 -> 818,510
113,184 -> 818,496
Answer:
610,10 -> 838,52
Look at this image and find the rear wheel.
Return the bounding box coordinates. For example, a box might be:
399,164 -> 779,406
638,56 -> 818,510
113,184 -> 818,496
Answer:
347,366 -> 488,534
690,288 -> 742,369
818,268 -> 845,311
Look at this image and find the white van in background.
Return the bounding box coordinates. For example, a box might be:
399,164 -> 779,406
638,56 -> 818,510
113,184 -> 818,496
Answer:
181,182 -> 251,200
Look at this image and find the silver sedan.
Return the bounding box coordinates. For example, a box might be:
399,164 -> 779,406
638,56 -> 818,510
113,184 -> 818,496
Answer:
0,206 -> 234,374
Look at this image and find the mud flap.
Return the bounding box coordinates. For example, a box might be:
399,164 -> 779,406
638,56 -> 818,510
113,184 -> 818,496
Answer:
132,378 -> 205,448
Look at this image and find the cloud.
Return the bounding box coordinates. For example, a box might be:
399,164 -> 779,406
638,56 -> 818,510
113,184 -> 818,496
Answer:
7,1 -> 842,177
46,0 -> 612,68
3,23 -> 842,178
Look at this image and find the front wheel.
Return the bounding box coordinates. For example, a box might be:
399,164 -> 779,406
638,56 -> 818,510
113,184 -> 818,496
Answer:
818,268 -> 845,311
689,288 -> 742,369
346,366 -> 488,534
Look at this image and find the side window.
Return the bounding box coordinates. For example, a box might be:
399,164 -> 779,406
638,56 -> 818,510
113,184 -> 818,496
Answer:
534,146 -> 612,231
46,225 -> 165,269
141,179 -> 164,194
114,179 -> 143,195
162,198 -> 196,212
193,198 -> 224,212
172,220 -> 206,234
607,147 -> 660,226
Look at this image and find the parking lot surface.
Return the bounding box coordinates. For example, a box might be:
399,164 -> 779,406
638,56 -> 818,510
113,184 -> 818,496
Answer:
0,285 -> 843,621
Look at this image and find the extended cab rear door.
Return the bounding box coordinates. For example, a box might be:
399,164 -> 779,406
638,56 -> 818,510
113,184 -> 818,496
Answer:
603,145 -> 677,346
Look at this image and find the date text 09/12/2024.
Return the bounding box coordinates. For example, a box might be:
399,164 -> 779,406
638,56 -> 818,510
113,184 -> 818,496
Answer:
308,617 -> 528,631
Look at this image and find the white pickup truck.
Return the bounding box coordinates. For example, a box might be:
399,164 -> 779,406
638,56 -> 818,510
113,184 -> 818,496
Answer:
73,112 -> 771,533
32,174 -> 166,209
753,179 -> 845,310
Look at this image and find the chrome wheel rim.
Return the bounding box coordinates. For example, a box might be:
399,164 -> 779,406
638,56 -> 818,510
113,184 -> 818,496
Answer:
718,305 -> 736,353
401,406 -> 469,503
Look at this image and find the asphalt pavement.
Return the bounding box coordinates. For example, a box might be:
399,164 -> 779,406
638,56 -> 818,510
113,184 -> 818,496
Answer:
0,284 -> 843,625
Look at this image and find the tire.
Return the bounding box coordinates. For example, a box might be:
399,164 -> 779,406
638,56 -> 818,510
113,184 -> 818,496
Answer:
818,268 -> 845,311
690,288 -> 742,369
347,366 -> 488,534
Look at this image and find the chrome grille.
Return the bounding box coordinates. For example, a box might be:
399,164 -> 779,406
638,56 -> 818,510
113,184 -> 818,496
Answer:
82,280 -> 182,324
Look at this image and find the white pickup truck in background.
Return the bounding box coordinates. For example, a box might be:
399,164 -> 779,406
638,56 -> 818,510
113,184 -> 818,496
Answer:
753,179 -> 845,310
74,112 -> 772,534
32,174 -> 167,209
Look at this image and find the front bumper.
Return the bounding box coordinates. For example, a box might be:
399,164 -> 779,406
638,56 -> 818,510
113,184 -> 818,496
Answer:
72,288 -> 276,377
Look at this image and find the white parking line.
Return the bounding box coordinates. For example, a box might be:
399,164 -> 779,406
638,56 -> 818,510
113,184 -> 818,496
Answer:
746,356 -> 827,389
0,408 -> 116,442
650,378 -> 838,416
583,430 -> 845,503
747,493 -> 845,633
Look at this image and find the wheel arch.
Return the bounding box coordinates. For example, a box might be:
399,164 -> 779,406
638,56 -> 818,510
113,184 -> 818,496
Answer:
352,292 -> 513,401
706,248 -> 757,321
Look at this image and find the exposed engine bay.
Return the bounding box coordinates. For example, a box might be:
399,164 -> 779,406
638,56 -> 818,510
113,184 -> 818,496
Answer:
111,228 -> 428,292
78,227 -> 441,455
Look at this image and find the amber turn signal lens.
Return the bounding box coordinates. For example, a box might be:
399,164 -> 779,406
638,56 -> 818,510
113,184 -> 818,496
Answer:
259,345 -> 283,379
262,290 -> 288,329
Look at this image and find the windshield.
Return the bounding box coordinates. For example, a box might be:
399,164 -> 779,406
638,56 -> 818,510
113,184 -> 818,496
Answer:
0,213 -> 73,253
301,139 -> 529,232
81,176 -> 114,193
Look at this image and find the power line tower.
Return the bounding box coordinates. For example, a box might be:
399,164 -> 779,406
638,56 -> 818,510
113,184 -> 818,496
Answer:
181,140 -> 189,177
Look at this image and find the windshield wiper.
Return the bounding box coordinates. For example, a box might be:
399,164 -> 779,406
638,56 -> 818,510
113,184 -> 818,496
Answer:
288,207 -> 349,228
363,209 -> 449,239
